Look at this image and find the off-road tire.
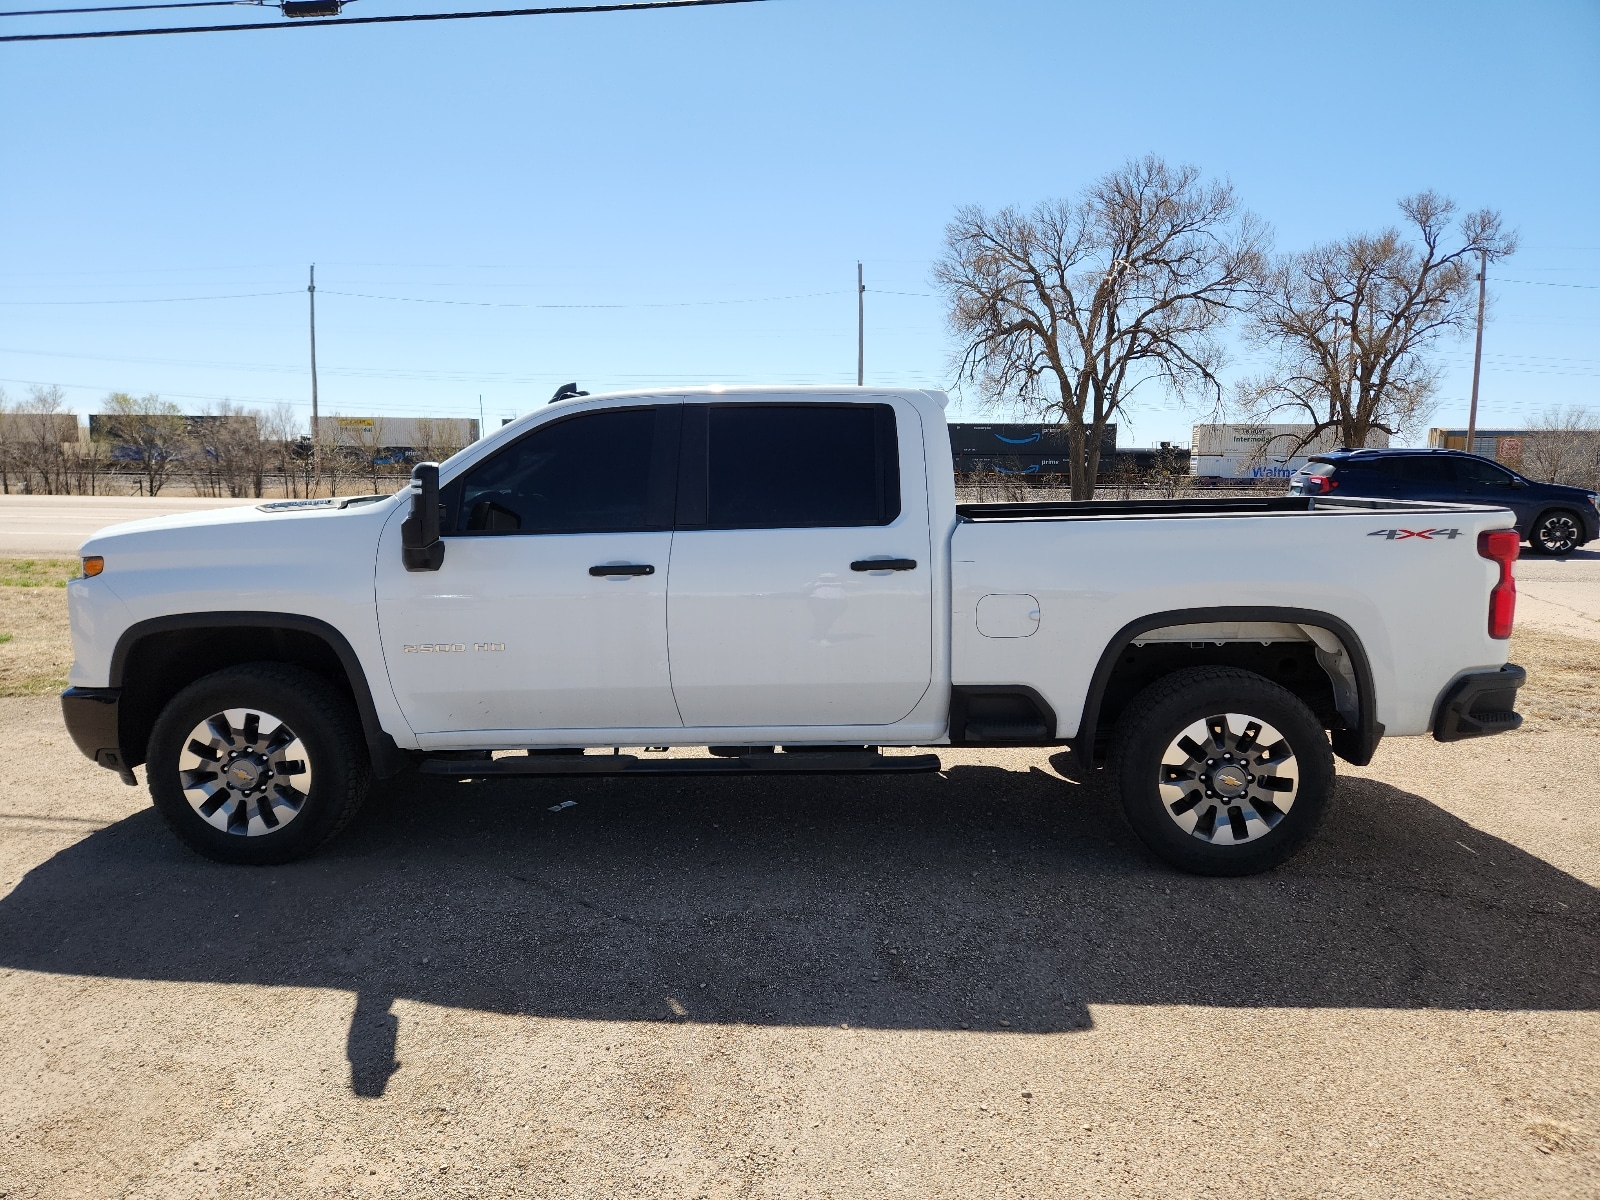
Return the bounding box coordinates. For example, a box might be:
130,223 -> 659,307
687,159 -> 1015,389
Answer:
147,663 -> 371,865
1110,666 -> 1334,876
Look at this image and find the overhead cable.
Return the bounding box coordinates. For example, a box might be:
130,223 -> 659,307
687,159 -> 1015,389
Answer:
0,0 -> 258,16
1491,277 -> 1600,290
0,0 -> 763,42
0,290 -> 300,305
319,287 -> 849,309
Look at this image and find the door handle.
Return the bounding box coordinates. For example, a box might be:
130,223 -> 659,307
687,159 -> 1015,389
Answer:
851,558 -> 917,572
589,563 -> 655,577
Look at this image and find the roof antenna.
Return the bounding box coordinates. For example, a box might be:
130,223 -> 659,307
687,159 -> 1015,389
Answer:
549,382 -> 588,404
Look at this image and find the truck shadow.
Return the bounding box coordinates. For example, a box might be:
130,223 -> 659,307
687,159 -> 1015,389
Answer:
2,759 -> 1596,1099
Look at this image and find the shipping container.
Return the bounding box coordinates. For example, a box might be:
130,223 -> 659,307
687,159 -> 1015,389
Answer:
1190,423 -> 1388,479
1427,428 -> 1528,466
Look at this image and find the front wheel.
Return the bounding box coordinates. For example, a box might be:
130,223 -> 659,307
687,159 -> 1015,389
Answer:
147,663 -> 371,865
1529,509 -> 1582,556
1111,667 -> 1334,876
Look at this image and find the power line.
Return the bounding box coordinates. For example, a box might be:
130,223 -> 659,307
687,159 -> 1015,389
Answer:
1491,276 -> 1600,290
1,0 -> 260,15
0,290 -> 298,305
0,285 -> 850,308
0,0 -> 763,42
320,287 -> 847,309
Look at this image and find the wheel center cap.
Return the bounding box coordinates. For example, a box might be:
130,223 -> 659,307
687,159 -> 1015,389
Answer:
227,759 -> 263,790
1212,765 -> 1248,797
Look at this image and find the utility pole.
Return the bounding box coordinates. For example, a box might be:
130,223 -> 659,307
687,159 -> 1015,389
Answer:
1466,248 -> 1488,450
856,261 -> 864,386
308,264 -> 321,497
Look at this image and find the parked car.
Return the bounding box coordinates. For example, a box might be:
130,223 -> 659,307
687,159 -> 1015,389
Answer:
62,387 -> 1527,876
1288,448 -> 1598,556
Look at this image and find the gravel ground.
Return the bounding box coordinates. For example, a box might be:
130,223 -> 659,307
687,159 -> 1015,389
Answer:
1,696 -> 1596,1199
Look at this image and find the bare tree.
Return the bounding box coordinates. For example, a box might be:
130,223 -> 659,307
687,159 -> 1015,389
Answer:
935,156 -> 1267,499
313,415 -> 349,497
259,403 -> 305,497
194,402 -> 267,497
67,429 -> 109,496
16,385 -> 77,494
0,386 -> 13,495
330,416 -> 394,494
100,391 -> 187,496
1522,407 -> 1600,491
412,416 -> 471,466
1240,192 -> 1516,448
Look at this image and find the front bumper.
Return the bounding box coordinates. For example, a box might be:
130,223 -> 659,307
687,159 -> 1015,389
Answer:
1432,664 -> 1525,742
60,686 -> 136,783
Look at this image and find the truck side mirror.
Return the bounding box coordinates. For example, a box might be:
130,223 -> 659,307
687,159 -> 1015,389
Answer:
401,462 -> 446,572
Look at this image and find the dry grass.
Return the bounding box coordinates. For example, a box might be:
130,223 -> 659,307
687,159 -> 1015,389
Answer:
1506,627 -> 1600,729
0,584 -> 70,697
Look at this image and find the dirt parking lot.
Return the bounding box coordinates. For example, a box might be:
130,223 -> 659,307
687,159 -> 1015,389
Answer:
1,558 -> 1597,1198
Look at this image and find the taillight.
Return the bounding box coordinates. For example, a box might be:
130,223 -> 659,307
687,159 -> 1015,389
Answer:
1479,529 -> 1520,639
1303,475 -> 1338,495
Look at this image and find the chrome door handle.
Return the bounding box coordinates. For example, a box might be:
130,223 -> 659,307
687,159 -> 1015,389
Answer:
589,563 -> 654,577
850,558 -> 917,572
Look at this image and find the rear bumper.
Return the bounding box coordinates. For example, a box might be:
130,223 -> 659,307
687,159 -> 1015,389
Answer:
1432,664 -> 1525,742
60,686 -> 135,779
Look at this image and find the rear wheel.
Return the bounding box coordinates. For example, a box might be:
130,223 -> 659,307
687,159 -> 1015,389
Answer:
1111,667 -> 1334,876
147,663 -> 370,865
1529,509 -> 1582,556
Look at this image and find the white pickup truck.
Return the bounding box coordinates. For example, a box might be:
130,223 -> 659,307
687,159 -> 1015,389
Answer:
61,386 -> 1526,875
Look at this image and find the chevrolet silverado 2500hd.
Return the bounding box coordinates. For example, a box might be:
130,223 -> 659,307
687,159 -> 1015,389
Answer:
60,387 -> 1527,874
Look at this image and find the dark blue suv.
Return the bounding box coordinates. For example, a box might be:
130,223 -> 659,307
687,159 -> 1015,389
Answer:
1288,448 -> 1599,556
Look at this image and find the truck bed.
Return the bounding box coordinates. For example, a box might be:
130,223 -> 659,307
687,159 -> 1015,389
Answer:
949,494 -> 1516,743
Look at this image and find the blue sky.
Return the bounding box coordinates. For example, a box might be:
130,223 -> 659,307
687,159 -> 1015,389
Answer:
1,0 -> 1596,446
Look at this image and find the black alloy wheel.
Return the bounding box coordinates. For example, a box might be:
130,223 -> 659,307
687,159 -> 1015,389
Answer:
1530,509 -> 1582,557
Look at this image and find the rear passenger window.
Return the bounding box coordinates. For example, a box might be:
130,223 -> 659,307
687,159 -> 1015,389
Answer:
1375,457 -> 1456,485
687,404 -> 901,529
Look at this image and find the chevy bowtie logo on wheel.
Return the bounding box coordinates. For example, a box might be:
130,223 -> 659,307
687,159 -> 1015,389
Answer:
1367,528 -> 1464,541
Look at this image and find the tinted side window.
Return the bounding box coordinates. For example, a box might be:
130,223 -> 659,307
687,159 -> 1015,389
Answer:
453,406 -> 676,535
1374,456 -> 1456,485
1457,458 -> 1516,486
687,404 -> 900,530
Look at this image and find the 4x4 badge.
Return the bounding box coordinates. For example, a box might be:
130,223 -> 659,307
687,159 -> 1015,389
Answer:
1367,528 -> 1463,540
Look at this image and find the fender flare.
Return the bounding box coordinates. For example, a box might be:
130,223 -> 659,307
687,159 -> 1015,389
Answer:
1073,605 -> 1382,767
111,611 -> 410,778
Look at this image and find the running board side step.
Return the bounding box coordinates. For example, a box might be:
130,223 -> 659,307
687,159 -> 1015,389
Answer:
418,751 -> 943,778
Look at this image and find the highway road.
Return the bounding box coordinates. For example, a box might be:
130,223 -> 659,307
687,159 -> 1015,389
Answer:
0,495 -> 271,556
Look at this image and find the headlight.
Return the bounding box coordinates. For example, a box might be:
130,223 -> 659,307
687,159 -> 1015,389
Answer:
1587,492 -> 1598,508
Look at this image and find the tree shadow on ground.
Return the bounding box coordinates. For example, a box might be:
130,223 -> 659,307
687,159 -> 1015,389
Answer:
2,756 -> 1596,1097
